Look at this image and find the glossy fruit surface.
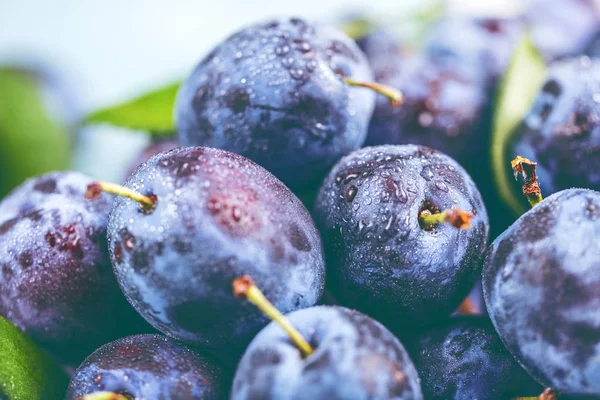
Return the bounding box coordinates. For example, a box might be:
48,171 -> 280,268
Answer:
313,145 -> 489,329
0,171 -> 146,364
109,147 -> 325,361
176,17 -> 375,189
483,188 -> 600,395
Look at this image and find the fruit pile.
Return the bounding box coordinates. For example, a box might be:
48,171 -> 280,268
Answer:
1,2 -> 600,399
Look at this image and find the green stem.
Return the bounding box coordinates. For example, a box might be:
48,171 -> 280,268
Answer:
418,208 -> 474,229
233,276 -> 313,357
344,77 -> 404,107
86,181 -> 157,213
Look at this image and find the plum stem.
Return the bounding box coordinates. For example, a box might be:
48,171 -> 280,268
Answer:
511,156 -> 542,208
514,388 -> 557,400
77,392 -> 133,400
418,208 -> 474,229
344,77 -> 404,107
85,181 -> 157,213
233,275 -> 313,357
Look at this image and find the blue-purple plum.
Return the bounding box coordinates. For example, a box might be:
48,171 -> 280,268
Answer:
66,334 -> 225,399
175,17 -> 375,189
483,188 -> 600,396
313,145 -> 489,330
413,316 -> 542,399
0,172 -> 148,365
108,147 -> 325,363
232,306 -> 423,400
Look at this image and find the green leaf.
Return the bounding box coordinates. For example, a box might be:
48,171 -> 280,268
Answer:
0,317 -> 69,399
491,33 -> 546,216
0,68 -> 72,198
84,81 -> 180,136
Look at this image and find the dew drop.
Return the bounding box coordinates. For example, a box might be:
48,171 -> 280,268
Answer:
420,166 -> 434,181
289,69 -> 306,80
357,220 -> 367,232
343,173 -> 359,185
346,185 -> 358,202
435,181 -> 449,192
281,57 -> 294,68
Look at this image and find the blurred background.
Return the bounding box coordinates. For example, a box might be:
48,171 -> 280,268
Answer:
0,0 -> 597,190
0,0 -> 523,110
0,0 -> 524,185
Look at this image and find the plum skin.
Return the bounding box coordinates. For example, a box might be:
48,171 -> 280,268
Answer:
313,145 -> 489,330
108,146 -> 325,362
175,17 -> 375,189
66,334 -> 225,399
413,316 -> 541,400
483,188 -> 600,395
231,305 -> 423,400
0,171 -> 147,365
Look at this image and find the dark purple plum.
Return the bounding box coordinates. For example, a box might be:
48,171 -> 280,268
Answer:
175,17 -> 375,189
66,334 -> 225,399
0,172 -> 148,365
483,188 -> 600,396
107,146 -> 325,363
413,316 -> 541,399
313,145 -> 489,331
508,57 -> 600,199
526,0 -> 599,61
231,305 -> 423,400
